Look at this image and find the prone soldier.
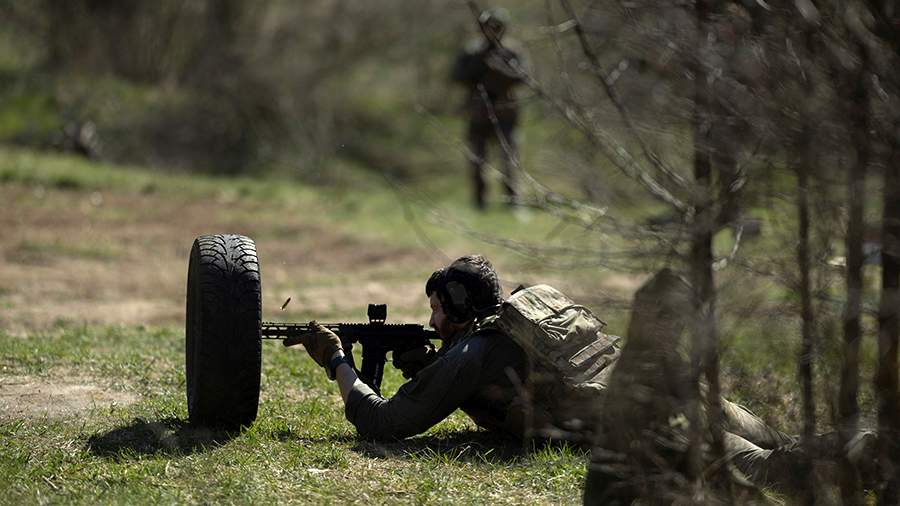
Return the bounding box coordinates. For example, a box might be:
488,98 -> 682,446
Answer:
288,255 -> 529,438
286,256 -> 877,495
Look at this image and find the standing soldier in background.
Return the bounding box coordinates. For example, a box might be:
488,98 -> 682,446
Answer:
452,8 -> 526,210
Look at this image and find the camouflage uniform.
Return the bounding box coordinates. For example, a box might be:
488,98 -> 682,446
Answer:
452,36 -> 525,209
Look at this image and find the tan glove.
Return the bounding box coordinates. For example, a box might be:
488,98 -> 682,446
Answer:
283,321 -> 342,368
392,343 -> 437,379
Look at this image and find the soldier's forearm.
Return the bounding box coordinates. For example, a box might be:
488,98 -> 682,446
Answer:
333,349 -> 365,403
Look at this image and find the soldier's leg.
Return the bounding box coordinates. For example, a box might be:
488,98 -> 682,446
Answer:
468,120 -> 488,210
721,398 -> 796,449
723,430 -> 810,491
719,398 -> 810,490
497,115 -> 518,206
722,400 -> 879,490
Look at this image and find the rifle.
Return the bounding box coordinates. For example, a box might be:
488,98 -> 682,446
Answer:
263,304 -> 437,395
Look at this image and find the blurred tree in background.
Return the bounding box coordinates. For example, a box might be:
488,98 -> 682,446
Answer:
0,0 -> 474,176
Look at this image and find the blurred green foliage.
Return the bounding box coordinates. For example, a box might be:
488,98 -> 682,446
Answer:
0,1 -> 492,179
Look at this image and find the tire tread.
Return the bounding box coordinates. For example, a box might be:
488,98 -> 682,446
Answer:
186,234 -> 262,428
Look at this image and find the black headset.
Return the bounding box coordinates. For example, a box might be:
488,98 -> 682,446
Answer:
429,260 -> 502,324
442,279 -> 472,324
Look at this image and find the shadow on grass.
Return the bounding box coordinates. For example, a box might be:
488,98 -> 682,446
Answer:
86,417 -> 238,459
351,429 -> 538,465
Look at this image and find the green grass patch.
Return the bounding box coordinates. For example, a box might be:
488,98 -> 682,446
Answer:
0,145 -> 313,203
9,238 -> 121,262
0,86 -> 60,141
0,323 -> 587,504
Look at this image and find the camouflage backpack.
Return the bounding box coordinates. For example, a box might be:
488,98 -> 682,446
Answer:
476,284 -> 621,438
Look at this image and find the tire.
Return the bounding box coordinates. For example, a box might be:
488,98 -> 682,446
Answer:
185,234 -> 262,428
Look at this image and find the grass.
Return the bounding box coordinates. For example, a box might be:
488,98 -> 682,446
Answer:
8,238 -> 121,262
0,324 -> 587,505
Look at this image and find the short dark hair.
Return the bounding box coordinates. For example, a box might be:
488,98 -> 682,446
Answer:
426,255 -> 503,323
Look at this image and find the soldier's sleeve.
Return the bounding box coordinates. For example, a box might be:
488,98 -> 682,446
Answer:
451,41 -> 490,85
451,51 -> 471,83
506,42 -> 530,82
344,338 -> 489,439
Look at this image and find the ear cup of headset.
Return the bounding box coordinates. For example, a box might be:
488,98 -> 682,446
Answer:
443,280 -> 472,323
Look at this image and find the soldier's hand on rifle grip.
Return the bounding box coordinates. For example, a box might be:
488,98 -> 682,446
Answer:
283,321 -> 342,368
393,343 -> 438,380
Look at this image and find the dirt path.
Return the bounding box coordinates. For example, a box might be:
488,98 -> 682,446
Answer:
0,374 -> 138,420
1,184 -> 438,334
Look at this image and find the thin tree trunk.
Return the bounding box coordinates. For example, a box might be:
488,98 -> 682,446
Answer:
687,0 -> 710,485
838,40 -> 869,506
689,0 -> 729,497
795,22 -> 819,505
796,123 -> 817,505
867,1 -> 900,502
876,116 -> 900,504
44,1 -> 82,70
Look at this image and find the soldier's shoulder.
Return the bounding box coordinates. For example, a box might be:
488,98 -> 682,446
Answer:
472,322 -> 507,338
463,38 -> 490,54
471,326 -> 523,353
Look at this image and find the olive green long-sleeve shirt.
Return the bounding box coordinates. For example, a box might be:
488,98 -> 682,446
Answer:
344,330 -> 528,440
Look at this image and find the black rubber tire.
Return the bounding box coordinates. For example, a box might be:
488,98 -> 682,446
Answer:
185,234 -> 262,428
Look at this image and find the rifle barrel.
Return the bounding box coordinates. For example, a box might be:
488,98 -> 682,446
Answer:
260,322 -> 338,339
260,322 -> 437,341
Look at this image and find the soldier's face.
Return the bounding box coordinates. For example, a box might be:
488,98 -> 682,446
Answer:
429,292 -> 457,340
485,21 -> 505,41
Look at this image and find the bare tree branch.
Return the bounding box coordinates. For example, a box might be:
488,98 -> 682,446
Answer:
560,0 -> 689,190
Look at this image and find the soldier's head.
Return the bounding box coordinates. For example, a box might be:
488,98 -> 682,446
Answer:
479,8 -> 509,42
425,255 -> 503,339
